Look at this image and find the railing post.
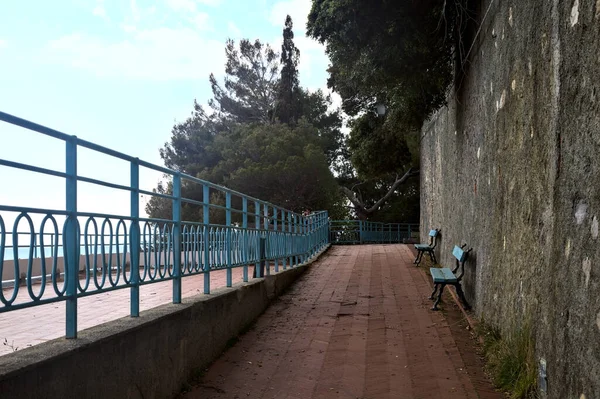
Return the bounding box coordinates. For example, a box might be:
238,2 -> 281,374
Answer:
323,214 -> 327,246
65,136 -> 78,339
288,211 -> 293,267
263,205 -> 269,276
282,210 -> 287,270
321,214 -> 325,249
242,197 -> 248,282
325,214 -> 328,247
172,173 -> 181,303
273,208 -> 279,273
359,220 -> 363,244
407,224 -> 412,243
130,158 -> 140,316
309,215 -> 313,257
226,192 -> 232,287
314,215 -> 317,252
304,217 -> 308,262
203,185 -> 210,294
322,214 -> 326,249
318,215 -> 321,248
254,201 -> 261,278
316,214 -> 320,250
326,213 -> 330,247
259,236 -> 266,278
314,215 -> 317,253
294,214 -> 298,266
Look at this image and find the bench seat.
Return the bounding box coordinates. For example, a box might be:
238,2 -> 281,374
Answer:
430,267 -> 457,284
414,229 -> 439,265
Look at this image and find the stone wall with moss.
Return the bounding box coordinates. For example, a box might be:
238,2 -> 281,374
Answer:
420,0 -> 600,397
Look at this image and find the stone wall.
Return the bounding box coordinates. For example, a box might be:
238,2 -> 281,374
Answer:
420,0 -> 600,397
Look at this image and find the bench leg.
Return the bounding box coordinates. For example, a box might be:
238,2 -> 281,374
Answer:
428,250 -> 437,264
455,283 -> 471,310
432,284 -> 445,311
429,283 -> 439,300
414,250 -> 423,265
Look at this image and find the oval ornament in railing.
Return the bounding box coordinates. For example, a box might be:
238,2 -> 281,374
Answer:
38,214 -> 61,300
101,218 -> 115,287
14,213 -> 36,303
116,219 -> 128,285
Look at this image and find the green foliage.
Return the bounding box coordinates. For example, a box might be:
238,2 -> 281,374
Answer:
159,103 -> 223,177
209,38 -> 279,124
276,15 -> 301,125
336,112 -> 420,222
306,0 -> 477,221
371,180 -> 419,223
346,113 -> 413,178
478,321 -> 539,399
206,121 -> 343,214
307,0 -> 467,125
147,16 -> 345,221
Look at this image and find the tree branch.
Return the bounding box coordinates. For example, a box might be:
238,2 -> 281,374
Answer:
340,168 -> 419,217
340,186 -> 366,212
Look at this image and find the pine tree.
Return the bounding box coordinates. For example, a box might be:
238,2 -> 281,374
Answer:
275,15 -> 300,125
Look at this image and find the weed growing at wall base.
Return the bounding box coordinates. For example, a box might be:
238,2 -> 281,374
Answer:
478,320 -> 538,399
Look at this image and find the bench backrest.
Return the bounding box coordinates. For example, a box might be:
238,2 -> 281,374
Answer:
452,245 -> 467,262
452,245 -> 472,281
427,229 -> 440,248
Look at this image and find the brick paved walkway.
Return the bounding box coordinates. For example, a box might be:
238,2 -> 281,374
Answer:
183,245 -> 486,399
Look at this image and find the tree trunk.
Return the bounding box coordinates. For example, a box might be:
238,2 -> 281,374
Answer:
340,168 -> 419,219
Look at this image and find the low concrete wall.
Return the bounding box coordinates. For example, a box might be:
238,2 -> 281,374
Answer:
0,245 -> 329,399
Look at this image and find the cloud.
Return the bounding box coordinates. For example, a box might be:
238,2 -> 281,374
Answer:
46,27 -> 225,80
0,39 -> 6,48
191,12 -> 211,30
165,0 -> 197,12
130,0 -> 141,22
163,0 -> 213,30
195,0 -> 222,6
92,0 -> 108,20
93,5 -> 107,18
165,0 -> 221,12
227,21 -> 242,37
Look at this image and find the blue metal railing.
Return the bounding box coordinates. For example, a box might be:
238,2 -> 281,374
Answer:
0,111 -> 329,338
329,220 -> 419,244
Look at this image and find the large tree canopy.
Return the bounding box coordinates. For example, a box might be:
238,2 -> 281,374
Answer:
307,0 -> 469,125
147,16 -> 346,222
215,122 -> 340,212
305,0 -> 473,221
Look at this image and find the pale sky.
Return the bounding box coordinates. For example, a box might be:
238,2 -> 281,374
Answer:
0,0 -> 336,226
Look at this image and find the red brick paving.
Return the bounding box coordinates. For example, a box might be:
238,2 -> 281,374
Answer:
183,245 -> 487,399
0,265 -> 278,356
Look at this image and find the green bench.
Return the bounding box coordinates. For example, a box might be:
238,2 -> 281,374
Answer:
429,244 -> 472,311
414,229 -> 439,265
